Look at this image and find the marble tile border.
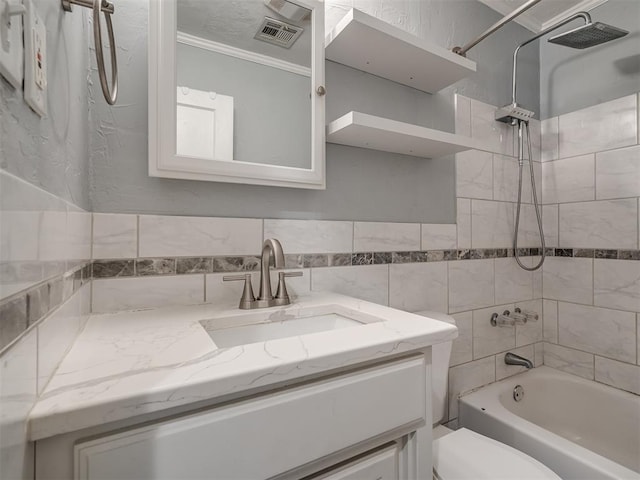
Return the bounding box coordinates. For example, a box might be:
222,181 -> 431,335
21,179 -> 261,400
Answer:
86,248 -> 639,281
0,262 -> 91,353
88,249 -> 529,279
543,248 -> 640,260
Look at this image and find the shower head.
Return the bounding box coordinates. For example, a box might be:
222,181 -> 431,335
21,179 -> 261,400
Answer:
548,22 -> 628,49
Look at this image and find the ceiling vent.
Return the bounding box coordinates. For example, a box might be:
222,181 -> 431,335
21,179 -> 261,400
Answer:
254,17 -> 303,48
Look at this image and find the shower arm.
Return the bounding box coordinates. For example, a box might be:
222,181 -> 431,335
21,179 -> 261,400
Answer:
511,12 -> 591,106
453,0 -> 542,57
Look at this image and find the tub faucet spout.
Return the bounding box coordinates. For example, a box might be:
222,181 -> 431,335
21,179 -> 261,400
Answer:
505,352 -> 533,369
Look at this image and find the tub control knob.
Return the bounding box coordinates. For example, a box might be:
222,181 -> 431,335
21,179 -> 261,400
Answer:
513,384 -> 524,402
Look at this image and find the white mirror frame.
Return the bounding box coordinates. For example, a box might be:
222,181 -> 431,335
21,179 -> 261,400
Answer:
148,0 -> 326,189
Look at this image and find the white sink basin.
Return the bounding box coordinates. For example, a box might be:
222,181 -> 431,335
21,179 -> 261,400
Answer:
200,304 -> 380,348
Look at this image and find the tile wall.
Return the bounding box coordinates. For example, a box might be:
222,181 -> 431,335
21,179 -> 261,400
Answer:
540,93 -> 640,395
0,170 -> 92,480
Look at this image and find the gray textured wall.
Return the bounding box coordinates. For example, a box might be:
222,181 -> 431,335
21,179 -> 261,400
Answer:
0,0 -> 90,209
539,0 -> 640,119
89,0 -> 539,222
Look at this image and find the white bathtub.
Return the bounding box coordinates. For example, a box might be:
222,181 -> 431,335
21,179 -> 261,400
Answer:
458,366 -> 640,480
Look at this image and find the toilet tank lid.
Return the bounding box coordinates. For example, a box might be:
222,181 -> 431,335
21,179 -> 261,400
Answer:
433,428 -> 562,480
414,311 -> 456,325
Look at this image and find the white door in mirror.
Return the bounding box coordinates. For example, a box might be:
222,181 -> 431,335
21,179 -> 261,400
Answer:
176,86 -> 234,161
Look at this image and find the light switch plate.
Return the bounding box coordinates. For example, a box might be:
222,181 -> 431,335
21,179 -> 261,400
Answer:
0,0 -> 25,89
23,0 -> 46,116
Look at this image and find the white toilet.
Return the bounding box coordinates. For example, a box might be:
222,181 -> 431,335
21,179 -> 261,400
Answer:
417,311 -> 562,480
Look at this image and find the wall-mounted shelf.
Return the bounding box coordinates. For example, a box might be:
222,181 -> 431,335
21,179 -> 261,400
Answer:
327,112 -> 487,158
325,9 -> 476,93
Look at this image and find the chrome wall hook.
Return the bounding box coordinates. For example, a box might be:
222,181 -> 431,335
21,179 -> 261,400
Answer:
62,0 -> 117,104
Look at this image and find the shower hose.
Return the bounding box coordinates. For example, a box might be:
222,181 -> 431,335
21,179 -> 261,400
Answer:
514,120 -> 545,271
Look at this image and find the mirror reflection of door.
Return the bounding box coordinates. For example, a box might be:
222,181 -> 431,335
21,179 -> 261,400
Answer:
176,0 -> 313,169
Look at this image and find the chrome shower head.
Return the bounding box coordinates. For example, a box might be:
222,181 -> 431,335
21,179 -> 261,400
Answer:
548,22 -> 628,49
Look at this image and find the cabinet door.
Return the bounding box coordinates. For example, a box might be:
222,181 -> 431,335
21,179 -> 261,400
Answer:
74,356 -> 425,480
311,445 -> 398,480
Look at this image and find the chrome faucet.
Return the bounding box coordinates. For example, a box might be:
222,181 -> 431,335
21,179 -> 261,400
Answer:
223,238 -> 302,309
504,352 -> 533,369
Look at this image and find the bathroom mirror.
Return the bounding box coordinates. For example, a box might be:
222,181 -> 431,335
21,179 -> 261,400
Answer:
149,0 -> 325,189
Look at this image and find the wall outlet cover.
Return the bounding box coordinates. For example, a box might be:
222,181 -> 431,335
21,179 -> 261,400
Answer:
23,0 -> 46,117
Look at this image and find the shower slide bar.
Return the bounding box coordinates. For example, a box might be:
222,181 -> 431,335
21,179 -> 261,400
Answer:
62,0 -> 118,105
452,0 -> 542,57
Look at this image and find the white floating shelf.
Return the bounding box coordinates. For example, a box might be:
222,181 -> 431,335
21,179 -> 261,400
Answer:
325,9 -> 476,93
327,112 -> 487,158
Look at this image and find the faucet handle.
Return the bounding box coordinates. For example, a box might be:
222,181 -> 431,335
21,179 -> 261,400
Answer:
515,307 -> 539,322
274,271 -> 303,305
223,274 -> 255,310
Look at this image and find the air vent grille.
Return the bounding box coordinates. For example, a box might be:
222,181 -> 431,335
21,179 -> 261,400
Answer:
255,17 -> 303,48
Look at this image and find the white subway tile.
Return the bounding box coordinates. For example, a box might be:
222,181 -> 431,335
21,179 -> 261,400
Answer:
558,302 -> 636,364
139,216 -> 262,257
528,119 -> 542,163
558,94 -> 637,158
389,262 -> 447,313
470,98 -> 514,156
594,259 -> 640,312
543,299 -> 558,343
92,276 -> 205,313
311,265 -> 388,306
595,357 -> 640,395
534,342 -> 544,367
541,117 -> 559,162
448,356 -> 495,420
493,154 -> 524,203
455,94 -> 471,137
264,219 -> 352,254
93,213 -> 138,259
542,155 -> 595,204
66,209 -> 92,261
472,304 -> 515,359
559,199 -> 637,249
542,205 -> 558,247
450,312 -> 473,366
421,224 -> 457,250
448,259 -> 495,313
471,200 -> 514,248
543,342 -> 594,380
39,210 -> 68,262
354,222 -> 420,252
456,198 -> 471,249
542,257 -> 593,305
496,344 -> 534,381
596,145 -> 640,200
456,150 -> 493,200
495,257 -> 533,304
516,204 -> 544,248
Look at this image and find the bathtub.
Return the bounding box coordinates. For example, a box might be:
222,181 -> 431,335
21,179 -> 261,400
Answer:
458,366 -> 640,480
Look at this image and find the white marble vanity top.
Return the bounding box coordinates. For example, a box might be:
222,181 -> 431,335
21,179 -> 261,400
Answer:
29,293 -> 457,441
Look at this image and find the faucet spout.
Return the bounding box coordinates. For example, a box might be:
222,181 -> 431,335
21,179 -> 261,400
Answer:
504,352 -> 533,369
258,238 -> 285,304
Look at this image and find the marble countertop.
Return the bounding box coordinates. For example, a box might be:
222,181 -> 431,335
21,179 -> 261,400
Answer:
29,293 -> 457,441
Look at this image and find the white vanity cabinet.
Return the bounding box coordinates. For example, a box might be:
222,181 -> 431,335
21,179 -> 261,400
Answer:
57,355 -> 429,480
